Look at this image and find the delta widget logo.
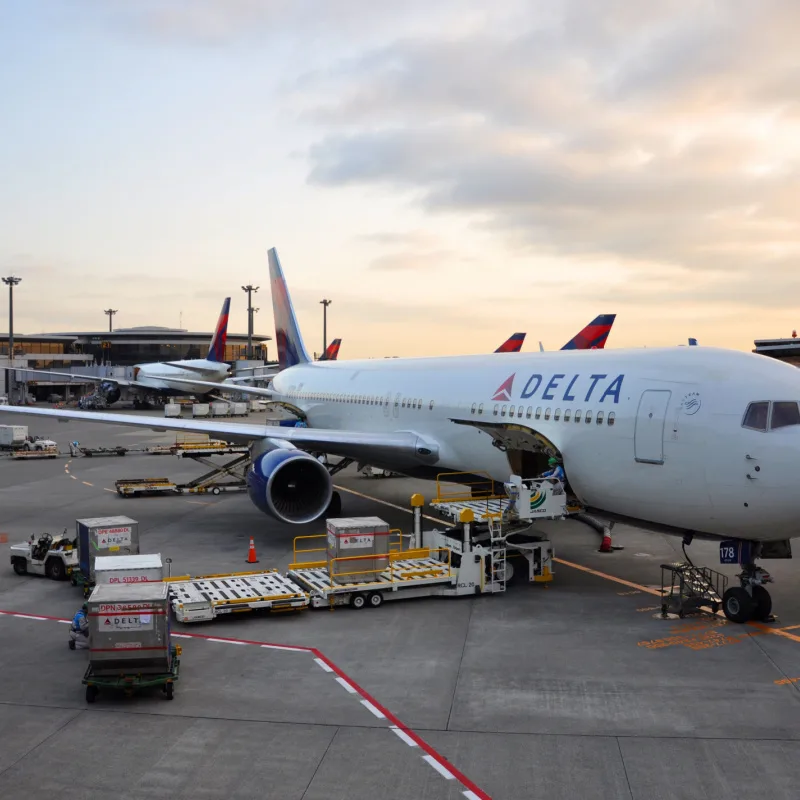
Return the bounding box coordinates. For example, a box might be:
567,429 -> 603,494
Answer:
681,391 -> 701,415
492,373 -> 515,401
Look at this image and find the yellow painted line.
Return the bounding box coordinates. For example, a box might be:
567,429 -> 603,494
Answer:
103,488 -> 116,493
334,484 -> 453,526
554,557 -> 664,597
748,622 -> 800,644
82,481 -> 93,487
186,500 -> 211,506
779,624 -> 800,631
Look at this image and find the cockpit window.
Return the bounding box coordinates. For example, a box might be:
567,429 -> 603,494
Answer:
770,401 -> 800,430
743,402 -> 769,431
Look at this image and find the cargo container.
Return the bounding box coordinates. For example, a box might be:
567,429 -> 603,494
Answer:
0,424 -> 28,449
230,402 -> 248,417
249,400 -> 263,412
94,553 -> 163,585
164,403 -> 181,418
76,516 -> 139,581
210,401 -> 230,417
192,403 -> 209,417
326,516 -> 391,584
87,583 -> 171,676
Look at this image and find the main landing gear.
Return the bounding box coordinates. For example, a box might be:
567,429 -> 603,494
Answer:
721,564 -> 774,624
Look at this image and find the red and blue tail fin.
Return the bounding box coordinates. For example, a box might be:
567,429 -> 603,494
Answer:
268,248 -> 311,369
560,314 -> 616,350
319,338 -> 342,361
494,333 -> 526,353
206,297 -> 230,362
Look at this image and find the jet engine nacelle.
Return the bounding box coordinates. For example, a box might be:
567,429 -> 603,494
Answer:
247,448 -> 332,525
99,381 -> 121,405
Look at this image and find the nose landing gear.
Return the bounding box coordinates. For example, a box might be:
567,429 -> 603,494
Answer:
721,563 -> 774,623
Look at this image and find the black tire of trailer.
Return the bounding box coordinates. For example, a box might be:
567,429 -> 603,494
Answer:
327,491 -> 342,517
86,685 -> 98,703
46,558 -> 66,581
368,592 -> 383,608
211,487 -> 221,495
12,558 -> 27,576
165,683 -> 174,700
351,593 -> 367,610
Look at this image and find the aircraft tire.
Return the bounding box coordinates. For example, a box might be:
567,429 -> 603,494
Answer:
722,587 -> 753,623
326,491 -> 342,517
751,585 -> 772,621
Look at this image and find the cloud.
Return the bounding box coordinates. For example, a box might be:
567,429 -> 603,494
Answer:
299,0 -> 800,306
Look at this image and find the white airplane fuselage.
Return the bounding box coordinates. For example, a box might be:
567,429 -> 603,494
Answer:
134,359 -> 230,396
270,346 -> 800,542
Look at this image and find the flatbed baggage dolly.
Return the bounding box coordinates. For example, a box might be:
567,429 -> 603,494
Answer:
82,644 -> 181,703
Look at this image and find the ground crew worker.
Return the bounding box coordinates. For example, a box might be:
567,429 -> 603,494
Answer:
541,457 -> 565,494
69,603 -> 89,650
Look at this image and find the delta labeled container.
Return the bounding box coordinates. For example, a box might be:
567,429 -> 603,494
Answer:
326,516 -> 391,584
76,516 -> 139,581
87,583 -> 171,675
94,553 -> 163,585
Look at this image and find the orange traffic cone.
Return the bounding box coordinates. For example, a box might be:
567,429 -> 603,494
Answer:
598,529 -> 613,553
246,537 -> 259,564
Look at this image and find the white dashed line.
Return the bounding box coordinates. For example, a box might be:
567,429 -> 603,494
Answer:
103,488 -> 116,493
260,644 -> 309,652
70,475 -> 77,480
82,481 -> 93,487
390,726 -> 418,747
423,754 -> 456,780
13,614 -> 48,621
171,634 -> 190,639
336,676 -> 357,694
463,792 -> 482,800
360,699 -> 386,719
314,657 -> 333,672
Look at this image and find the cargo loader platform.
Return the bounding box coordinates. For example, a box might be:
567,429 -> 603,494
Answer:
168,570 -> 310,622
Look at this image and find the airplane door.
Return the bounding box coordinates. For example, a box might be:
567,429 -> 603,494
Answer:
392,392 -> 401,419
383,391 -> 391,418
634,390 -> 671,464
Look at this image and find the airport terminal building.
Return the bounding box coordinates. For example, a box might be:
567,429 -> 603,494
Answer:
0,327 -> 272,400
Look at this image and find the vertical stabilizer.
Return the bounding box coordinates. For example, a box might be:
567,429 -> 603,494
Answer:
206,297 -> 231,362
268,248 -> 311,369
494,333 -> 526,353
561,314 -> 616,350
319,338 -> 342,361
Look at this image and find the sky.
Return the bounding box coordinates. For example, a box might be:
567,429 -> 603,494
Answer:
1,0 -> 799,358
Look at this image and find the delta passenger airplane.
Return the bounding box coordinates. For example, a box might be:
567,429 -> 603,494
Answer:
4,248 -> 799,625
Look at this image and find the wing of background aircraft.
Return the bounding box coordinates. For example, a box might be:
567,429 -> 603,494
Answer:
2,367 -> 137,387
494,333 -> 526,353
165,375 -> 275,398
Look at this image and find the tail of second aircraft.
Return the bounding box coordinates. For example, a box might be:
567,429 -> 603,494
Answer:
268,248 -> 311,369
561,314 -> 616,350
495,333 -> 526,353
319,338 -> 342,361
206,297 -> 231,362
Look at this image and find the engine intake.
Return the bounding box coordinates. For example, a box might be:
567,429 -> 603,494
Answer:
247,449 -> 332,524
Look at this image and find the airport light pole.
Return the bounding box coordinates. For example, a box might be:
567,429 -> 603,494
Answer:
2,276 -> 21,404
104,308 -> 117,332
241,285 -> 259,359
320,299 -> 332,356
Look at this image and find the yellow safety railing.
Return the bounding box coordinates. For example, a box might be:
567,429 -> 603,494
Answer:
291,528 -> 409,570
323,548 -> 453,589
434,471 -> 504,503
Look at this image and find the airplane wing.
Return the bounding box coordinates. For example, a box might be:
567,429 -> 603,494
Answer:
2,367 -> 135,387
165,376 -> 275,398
0,406 -> 438,467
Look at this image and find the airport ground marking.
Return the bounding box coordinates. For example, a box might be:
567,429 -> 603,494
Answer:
103,488 -> 116,493
774,677 -> 800,686
82,481 -> 93,487
0,608 -> 492,800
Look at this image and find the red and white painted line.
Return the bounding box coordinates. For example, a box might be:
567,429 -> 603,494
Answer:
0,608 -> 491,800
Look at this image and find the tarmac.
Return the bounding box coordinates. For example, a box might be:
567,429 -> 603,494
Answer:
1,410 -> 800,799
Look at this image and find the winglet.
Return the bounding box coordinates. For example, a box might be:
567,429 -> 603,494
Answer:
268,248 -> 311,369
319,338 -> 342,361
538,341 -> 544,352
560,314 -> 616,350
688,338 -> 698,346
206,297 -> 231,362
494,333 -> 526,353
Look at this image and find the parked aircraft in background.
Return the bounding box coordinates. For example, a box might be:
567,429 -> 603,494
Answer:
495,333 -> 526,353
6,299 -> 234,405
5,249 -> 799,626
538,314 -> 617,352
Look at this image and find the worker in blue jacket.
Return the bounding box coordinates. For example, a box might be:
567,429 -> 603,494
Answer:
541,457 -> 566,494
69,603 -> 89,650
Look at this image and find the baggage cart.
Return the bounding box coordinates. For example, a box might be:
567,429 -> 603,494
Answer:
82,644 -> 181,703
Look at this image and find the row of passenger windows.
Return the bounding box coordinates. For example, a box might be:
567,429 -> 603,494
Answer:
287,390 -> 435,411
743,401 -> 800,432
470,402 -> 616,426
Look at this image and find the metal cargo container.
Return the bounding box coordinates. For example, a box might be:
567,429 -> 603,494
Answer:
230,402 -> 248,417
192,403 -> 209,417
0,424 -> 27,448
164,403 -> 181,418
326,516 -> 391,584
94,553 -> 163,586
210,401 -> 230,417
87,583 -> 171,675
249,400 -> 262,412
76,516 -> 139,581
